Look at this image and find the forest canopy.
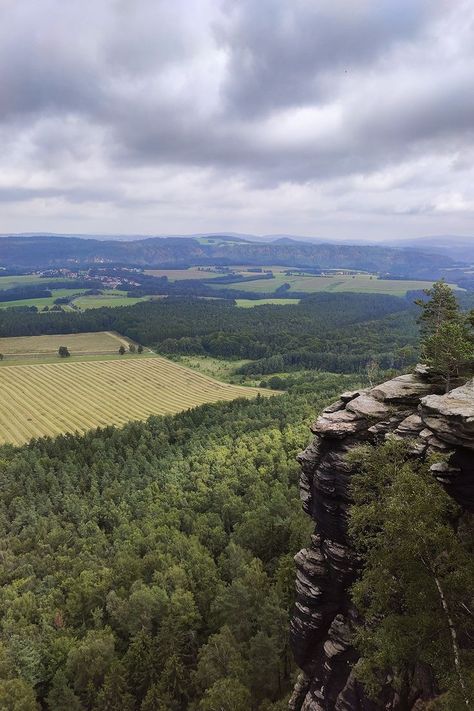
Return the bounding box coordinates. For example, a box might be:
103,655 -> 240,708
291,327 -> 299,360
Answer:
0,373 -> 359,710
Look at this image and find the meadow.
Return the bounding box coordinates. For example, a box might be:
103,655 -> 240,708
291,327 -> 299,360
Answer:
221,272 -> 446,295
0,274 -> 52,289
0,330 -> 129,359
0,355 -> 271,445
0,288 -> 90,310
71,293 -> 149,309
235,298 -> 300,307
170,354 -> 251,381
145,267 -> 224,280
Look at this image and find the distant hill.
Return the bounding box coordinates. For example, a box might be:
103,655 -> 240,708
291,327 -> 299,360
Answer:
0,234 -> 458,278
387,235 -> 474,262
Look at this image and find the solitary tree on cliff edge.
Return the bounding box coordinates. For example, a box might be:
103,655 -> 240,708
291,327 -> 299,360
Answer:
415,279 -> 473,391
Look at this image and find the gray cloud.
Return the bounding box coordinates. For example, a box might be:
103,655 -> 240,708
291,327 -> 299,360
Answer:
0,0 -> 473,238
216,0 -> 435,116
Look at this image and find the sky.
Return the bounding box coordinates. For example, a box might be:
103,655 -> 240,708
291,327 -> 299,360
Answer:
0,0 -> 473,240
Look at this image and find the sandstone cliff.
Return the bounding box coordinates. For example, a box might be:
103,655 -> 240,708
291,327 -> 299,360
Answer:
289,371 -> 474,710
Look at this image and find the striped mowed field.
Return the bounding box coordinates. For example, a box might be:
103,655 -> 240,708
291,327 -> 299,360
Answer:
0,357 -> 271,445
0,331 -> 129,356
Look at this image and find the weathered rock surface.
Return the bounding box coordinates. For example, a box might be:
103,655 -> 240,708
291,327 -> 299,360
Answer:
421,380 -> 474,450
290,373 -> 474,710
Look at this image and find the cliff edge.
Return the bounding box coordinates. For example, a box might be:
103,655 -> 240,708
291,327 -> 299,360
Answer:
289,370 -> 474,710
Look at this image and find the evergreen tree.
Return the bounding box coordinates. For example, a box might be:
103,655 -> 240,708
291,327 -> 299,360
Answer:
416,279 -> 473,390
423,320 -> 473,391
46,671 -> 83,711
415,279 -> 460,336
348,440 -> 474,707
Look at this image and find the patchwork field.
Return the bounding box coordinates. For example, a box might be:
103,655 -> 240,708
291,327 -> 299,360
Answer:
0,356 -> 271,445
221,273 -> 450,296
0,331 -> 129,359
0,288 -> 90,311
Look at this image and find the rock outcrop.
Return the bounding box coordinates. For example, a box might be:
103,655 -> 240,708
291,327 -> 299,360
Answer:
290,372 -> 474,710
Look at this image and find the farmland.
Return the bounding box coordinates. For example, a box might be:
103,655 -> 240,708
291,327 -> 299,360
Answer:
235,298 -> 300,307
72,293 -> 149,309
0,275 -> 76,291
0,355 -> 271,445
0,274 -> 52,289
145,267 -> 224,280
0,288 -> 90,310
0,331 -> 130,361
219,272 -> 453,296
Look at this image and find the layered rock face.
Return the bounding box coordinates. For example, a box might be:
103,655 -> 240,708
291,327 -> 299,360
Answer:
289,372 -> 474,711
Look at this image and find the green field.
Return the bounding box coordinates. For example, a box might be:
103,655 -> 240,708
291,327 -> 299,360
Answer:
0,331 -> 130,359
235,298 -> 300,307
0,287 -> 89,310
145,268 -> 224,280
0,356 -> 271,445
169,355 -> 252,381
220,273 -> 451,296
0,274 -> 47,289
72,293 -> 150,309
0,275 -> 77,289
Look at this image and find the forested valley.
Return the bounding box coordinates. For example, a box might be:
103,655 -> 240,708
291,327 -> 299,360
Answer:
0,373 -> 360,710
0,293 -> 420,373
1,283 -> 473,709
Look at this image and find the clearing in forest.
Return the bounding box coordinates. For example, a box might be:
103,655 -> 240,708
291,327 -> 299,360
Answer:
0,356 -> 271,445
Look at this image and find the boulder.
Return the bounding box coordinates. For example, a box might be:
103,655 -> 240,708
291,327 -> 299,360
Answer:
311,410 -> 366,438
345,393 -> 392,419
420,379 -> 474,449
371,373 -> 441,404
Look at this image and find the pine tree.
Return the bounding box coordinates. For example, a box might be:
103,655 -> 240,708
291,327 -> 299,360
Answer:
348,440 -> 474,707
423,320 -> 473,392
415,279 -> 460,336
415,279 -> 473,390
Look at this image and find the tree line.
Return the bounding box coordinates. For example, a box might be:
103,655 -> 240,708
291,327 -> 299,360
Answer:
0,293 -> 419,373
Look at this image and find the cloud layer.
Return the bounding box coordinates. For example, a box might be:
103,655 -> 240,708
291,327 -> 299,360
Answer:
0,0 -> 473,238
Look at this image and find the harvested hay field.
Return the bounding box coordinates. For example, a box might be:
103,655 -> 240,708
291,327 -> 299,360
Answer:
0,356 -> 271,445
0,331 -> 129,358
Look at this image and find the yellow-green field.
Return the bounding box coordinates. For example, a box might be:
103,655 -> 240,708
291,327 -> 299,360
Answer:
0,331 -> 129,359
72,294 -> 149,309
145,268 -> 224,280
0,288 -> 89,310
0,356 -> 271,445
170,355 -> 252,381
235,298 -> 300,307
220,273 -> 455,296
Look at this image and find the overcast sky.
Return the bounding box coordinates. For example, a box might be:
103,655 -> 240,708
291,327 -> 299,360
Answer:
1,0 -> 473,240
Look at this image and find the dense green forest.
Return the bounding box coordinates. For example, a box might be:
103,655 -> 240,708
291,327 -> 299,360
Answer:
0,373 -> 360,710
0,293 -> 419,372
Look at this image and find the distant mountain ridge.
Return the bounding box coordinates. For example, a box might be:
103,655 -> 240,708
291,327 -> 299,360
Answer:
0,234 -> 459,278
387,235 -> 474,262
